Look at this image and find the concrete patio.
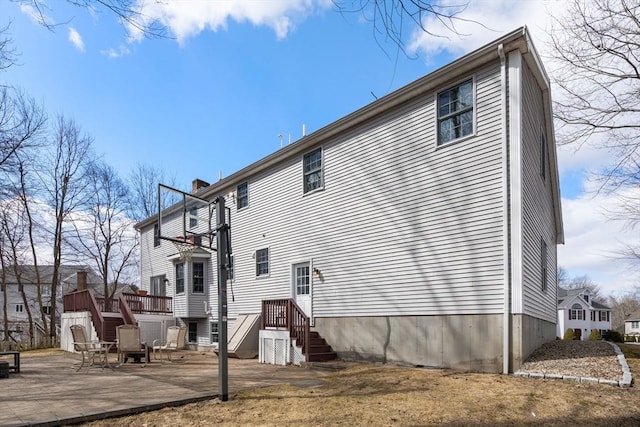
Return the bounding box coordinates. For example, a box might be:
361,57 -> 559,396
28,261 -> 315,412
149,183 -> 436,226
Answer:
0,350 -> 334,426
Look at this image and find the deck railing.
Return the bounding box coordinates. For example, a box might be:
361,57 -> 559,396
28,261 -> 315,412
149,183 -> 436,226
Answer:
62,290 -> 105,341
261,298 -> 310,361
65,291 -> 172,316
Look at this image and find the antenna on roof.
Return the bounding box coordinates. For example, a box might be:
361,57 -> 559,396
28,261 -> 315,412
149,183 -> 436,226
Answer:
218,170 -> 222,181
278,134 -> 284,148
302,123 -> 307,137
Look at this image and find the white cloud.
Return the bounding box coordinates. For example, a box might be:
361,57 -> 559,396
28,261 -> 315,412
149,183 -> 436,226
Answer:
558,191 -> 639,295
128,0 -> 326,44
68,27 -> 85,52
101,45 -> 131,59
19,3 -> 49,25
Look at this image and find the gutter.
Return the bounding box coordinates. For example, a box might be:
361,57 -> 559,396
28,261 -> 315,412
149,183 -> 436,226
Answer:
135,27 -> 531,230
498,43 -> 511,375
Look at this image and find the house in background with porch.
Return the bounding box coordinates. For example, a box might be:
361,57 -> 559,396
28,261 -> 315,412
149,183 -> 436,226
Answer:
556,287 -> 612,340
0,265 -> 101,345
135,27 -> 563,373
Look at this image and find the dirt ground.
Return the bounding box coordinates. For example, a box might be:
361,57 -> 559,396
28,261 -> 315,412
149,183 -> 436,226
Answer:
79,343 -> 640,427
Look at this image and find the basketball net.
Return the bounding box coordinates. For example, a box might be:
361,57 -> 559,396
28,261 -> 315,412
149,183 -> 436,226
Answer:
173,236 -> 196,262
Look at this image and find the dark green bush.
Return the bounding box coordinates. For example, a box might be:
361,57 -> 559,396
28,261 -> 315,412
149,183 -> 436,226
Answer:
603,330 -> 624,342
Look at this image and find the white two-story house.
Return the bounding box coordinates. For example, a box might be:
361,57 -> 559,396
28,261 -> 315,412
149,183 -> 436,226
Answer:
557,287 -> 612,339
136,27 -> 563,373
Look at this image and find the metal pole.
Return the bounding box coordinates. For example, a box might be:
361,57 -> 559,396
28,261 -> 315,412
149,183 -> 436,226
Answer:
215,196 -> 229,401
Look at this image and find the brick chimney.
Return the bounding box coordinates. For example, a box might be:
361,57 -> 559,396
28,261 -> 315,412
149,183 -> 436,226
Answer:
77,271 -> 87,291
192,178 -> 210,194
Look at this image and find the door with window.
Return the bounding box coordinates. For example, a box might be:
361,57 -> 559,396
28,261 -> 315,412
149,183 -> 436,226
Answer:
293,262 -> 311,318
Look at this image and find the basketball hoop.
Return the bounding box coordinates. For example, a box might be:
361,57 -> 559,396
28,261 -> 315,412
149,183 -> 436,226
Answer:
173,236 -> 196,262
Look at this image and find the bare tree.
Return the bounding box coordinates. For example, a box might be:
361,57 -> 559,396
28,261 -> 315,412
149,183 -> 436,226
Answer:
127,163 -> 177,222
0,198 -> 35,346
0,87 -> 46,182
333,0 -> 475,55
70,161 -> 137,308
40,115 -> 94,339
16,0 -> 167,38
549,0 -> 640,269
558,268 -> 604,302
608,287 -> 640,332
0,22 -> 18,72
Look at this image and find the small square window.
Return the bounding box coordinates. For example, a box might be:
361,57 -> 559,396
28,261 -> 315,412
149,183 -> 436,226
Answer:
43,306 -> 51,315
237,182 -> 248,209
303,148 -> 323,193
15,304 -> 24,313
256,248 -> 269,276
437,79 -> 474,145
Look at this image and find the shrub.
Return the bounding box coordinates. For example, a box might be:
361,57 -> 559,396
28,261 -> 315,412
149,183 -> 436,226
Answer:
603,330 -> 624,342
563,328 -> 576,340
588,330 -> 602,340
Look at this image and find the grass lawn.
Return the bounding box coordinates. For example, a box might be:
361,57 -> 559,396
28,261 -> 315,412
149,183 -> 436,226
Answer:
81,343 -> 640,426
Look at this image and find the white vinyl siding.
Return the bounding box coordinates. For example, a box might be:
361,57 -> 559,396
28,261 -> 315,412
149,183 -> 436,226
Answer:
519,58 -> 557,323
219,62 -> 506,319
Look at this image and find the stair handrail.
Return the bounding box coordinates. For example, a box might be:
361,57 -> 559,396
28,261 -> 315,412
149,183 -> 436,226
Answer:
118,293 -> 137,325
261,298 -> 310,361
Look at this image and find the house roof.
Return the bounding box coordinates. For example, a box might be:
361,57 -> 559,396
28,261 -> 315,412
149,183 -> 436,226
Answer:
557,287 -> 611,310
626,309 -> 640,322
135,26 -> 563,245
0,265 -> 99,286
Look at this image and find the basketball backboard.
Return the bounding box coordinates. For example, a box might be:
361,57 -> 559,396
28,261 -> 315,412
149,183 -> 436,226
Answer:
157,183 -> 216,250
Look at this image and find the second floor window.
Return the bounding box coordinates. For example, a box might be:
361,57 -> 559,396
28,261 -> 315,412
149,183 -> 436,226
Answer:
237,182 -> 248,209
438,79 -> 474,145
15,304 -> 23,313
569,304 -> 583,320
175,263 -> 185,294
303,147 -> 323,193
193,262 -> 204,293
42,285 -> 52,296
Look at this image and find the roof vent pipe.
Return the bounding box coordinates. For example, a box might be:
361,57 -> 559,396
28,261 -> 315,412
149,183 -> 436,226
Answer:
302,123 -> 307,137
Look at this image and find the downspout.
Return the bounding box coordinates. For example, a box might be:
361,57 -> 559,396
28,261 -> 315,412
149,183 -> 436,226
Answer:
498,43 -> 511,375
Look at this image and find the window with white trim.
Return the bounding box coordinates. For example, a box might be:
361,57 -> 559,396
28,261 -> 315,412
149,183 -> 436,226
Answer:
189,208 -> 198,229
632,321 -> 639,329
211,321 -> 219,343
42,285 -> 51,296
193,262 -> 204,293
237,182 -> 248,209
256,248 -> 269,276
569,303 -> 583,320
188,321 -> 197,343
437,79 -> 474,144
175,263 -> 185,294
303,147 -> 323,193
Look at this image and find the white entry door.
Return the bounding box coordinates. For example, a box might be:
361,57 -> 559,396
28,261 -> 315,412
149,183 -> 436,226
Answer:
293,262 -> 311,318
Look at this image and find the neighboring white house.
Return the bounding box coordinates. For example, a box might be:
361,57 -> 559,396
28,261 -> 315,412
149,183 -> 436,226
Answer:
556,287 -> 612,340
136,27 -> 564,373
0,265 -> 101,344
624,309 -> 640,340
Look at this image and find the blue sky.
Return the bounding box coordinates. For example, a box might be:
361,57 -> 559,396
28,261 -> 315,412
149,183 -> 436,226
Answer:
0,0 -> 637,295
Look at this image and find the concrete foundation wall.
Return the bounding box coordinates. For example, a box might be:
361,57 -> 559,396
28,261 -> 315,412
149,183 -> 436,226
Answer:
314,314 -> 504,373
510,313 -> 556,371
